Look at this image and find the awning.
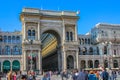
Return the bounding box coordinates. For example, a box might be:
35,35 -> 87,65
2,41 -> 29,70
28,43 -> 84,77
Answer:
12,60 -> 20,70
3,61 -> 10,69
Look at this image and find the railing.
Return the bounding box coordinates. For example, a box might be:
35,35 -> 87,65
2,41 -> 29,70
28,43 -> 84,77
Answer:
22,8 -> 77,16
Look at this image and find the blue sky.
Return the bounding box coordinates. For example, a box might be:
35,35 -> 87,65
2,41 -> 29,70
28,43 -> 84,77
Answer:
0,0 -> 120,34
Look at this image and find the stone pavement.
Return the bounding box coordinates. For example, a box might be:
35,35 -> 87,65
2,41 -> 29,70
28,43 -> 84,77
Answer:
1,74 -> 120,80
36,74 -> 120,80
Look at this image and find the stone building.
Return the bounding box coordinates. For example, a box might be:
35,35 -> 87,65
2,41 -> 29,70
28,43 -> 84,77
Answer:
0,8 -> 120,73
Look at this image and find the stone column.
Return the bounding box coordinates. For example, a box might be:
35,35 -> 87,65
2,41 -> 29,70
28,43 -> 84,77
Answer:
86,60 -> 88,68
23,50 -> 26,70
62,50 -> 66,70
58,49 -> 61,71
38,22 -> 40,40
76,51 -> 79,69
23,22 -> 26,40
38,50 -> 42,73
62,19 -> 65,42
75,24 -> 78,41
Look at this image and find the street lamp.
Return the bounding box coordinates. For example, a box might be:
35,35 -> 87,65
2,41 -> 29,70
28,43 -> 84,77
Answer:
103,41 -> 112,69
28,39 -> 33,71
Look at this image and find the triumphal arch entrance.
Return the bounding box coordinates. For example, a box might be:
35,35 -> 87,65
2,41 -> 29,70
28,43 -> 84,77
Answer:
20,8 -> 79,72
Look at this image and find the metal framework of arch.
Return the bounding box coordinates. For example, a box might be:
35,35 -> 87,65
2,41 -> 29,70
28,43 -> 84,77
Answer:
81,60 -> 86,68
67,55 -> 74,69
113,60 -> 118,68
12,60 -> 20,71
3,60 -> 11,72
41,30 -> 62,71
94,60 -> 99,68
88,60 -> 93,68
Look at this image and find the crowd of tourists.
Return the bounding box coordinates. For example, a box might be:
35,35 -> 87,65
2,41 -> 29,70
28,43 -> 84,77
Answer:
60,68 -> 119,80
1,68 -> 120,80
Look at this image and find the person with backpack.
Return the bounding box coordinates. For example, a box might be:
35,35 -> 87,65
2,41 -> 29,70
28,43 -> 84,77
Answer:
102,68 -> 109,80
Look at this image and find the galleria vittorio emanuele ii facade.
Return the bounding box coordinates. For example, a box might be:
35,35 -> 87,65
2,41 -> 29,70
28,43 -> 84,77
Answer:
0,8 -> 120,73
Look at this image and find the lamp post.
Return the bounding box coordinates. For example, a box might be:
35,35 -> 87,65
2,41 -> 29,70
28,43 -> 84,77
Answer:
29,40 -> 33,71
103,42 -> 111,69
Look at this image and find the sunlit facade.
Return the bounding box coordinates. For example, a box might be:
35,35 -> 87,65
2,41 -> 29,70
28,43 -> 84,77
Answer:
0,8 -> 120,73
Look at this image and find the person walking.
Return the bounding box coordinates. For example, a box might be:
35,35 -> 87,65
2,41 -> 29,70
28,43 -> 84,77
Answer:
102,68 -> 109,80
88,71 -> 97,80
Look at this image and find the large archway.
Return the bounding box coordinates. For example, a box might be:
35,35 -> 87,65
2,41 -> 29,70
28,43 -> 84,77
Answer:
41,30 -> 61,72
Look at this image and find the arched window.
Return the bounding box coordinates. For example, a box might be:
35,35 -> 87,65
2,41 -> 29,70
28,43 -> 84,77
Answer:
94,60 -> 99,68
8,36 -> 11,43
104,60 -> 108,68
104,46 -> 107,54
89,47 -> 93,55
13,46 -> 19,55
66,32 -> 69,41
16,36 -> 20,43
0,35 -> 3,42
88,39 -> 90,44
81,60 -> 86,68
81,38 -> 84,44
19,47 -> 22,55
85,39 -> 87,44
78,47 -> 81,55
114,50 -> 116,55
28,30 -> 31,39
67,55 -> 74,69
12,36 -> 16,43
113,60 -> 118,68
79,38 -> 81,44
4,36 -> 7,43
97,47 -> 99,55
0,46 -> 1,55
32,30 -> 35,40
5,46 -> 11,55
88,60 -> 93,68
82,47 -> 87,55
70,32 -> 73,41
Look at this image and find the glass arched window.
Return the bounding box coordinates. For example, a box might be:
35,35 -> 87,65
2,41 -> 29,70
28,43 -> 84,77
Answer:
32,30 -> 35,40
104,46 -> 107,54
5,46 -> 11,55
114,50 -> 116,55
97,47 -> 99,55
19,47 -> 22,55
113,60 -> 118,68
13,46 -> 19,55
28,30 -> 31,39
79,38 -> 81,44
12,36 -> 16,43
104,60 -> 108,68
4,36 -> 7,43
88,60 -> 93,68
81,60 -> 86,68
85,39 -> 87,44
94,60 -> 99,68
0,46 -> 1,55
70,32 -> 73,41
16,36 -> 20,43
82,47 -> 87,55
0,35 -> 2,42
81,38 -> 84,44
78,47 -> 81,55
88,39 -> 90,44
89,47 -> 93,55
8,36 -> 11,43
66,32 -> 69,41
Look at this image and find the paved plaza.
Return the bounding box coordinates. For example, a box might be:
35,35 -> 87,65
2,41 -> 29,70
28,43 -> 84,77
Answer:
1,74 -> 120,80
